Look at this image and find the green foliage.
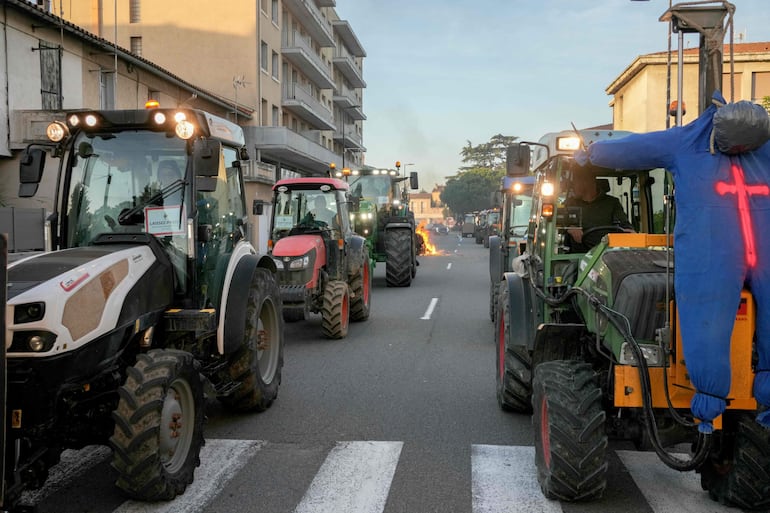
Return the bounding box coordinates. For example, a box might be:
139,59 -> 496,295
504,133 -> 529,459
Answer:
440,167 -> 504,216
442,134 -> 518,217
459,134 -> 519,171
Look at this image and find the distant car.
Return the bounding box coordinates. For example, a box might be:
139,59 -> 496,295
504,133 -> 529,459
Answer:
434,224 -> 449,235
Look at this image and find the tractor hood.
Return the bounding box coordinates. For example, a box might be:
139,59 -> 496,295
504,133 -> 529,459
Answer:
6,243 -> 174,354
272,235 -> 326,265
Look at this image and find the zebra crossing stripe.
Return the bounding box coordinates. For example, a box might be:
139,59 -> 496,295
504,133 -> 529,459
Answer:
115,439 -> 265,513
293,441 -> 403,513
471,445 -> 561,513
617,450 -> 731,513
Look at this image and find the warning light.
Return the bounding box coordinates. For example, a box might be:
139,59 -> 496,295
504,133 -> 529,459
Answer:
145,99 -> 160,109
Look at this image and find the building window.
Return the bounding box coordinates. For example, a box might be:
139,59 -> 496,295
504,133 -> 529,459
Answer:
752,71 -> 770,103
38,40 -> 62,109
272,51 -> 279,80
129,0 -> 141,23
100,68 -> 115,109
272,105 -> 279,126
130,36 -> 142,56
260,41 -> 268,72
261,99 -> 268,126
271,0 -> 279,23
260,0 -> 267,14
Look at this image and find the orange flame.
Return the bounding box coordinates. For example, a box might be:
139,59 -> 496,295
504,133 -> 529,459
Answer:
416,221 -> 439,255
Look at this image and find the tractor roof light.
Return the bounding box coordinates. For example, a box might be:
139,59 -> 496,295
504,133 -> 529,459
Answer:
556,136 -> 581,152
541,181 -> 555,197
512,182 -> 523,193
152,111 -> 167,125
46,121 -> 69,142
84,114 -> 98,127
175,120 -> 195,140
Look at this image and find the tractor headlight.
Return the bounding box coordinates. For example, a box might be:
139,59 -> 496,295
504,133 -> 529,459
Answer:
14,302 -> 46,324
288,254 -> 311,270
9,331 -> 57,353
272,257 -> 284,270
619,342 -> 665,367
46,121 -> 69,142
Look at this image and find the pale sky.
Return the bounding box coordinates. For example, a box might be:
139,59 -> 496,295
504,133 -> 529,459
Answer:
339,1 -> 770,188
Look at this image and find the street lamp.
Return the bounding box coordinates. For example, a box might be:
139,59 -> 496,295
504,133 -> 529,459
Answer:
341,105 -> 361,169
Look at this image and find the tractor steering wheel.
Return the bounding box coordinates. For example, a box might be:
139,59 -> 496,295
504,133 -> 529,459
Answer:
580,225 -> 627,249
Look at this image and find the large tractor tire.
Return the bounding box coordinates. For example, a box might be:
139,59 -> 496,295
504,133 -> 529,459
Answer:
489,281 -> 497,322
532,360 -> 607,502
110,349 -> 205,501
700,413 -> 770,510
350,257 -> 372,322
495,283 -> 532,412
385,228 -> 413,287
219,268 -> 284,412
322,280 -> 350,339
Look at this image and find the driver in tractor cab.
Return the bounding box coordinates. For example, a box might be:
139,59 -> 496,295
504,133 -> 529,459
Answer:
310,194 -> 338,228
564,171 -> 634,252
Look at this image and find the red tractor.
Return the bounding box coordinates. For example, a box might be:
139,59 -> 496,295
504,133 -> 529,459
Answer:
267,178 -> 372,339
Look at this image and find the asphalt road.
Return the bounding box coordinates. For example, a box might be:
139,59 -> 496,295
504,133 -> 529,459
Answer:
18,232 -> 746,513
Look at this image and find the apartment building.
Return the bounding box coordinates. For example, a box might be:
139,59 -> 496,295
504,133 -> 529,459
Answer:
607,42 -> 770,132
0,0 -> 242,208
60,0 -> 367,180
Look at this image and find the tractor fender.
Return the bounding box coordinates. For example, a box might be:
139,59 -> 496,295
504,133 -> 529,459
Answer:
489,235 -> 503,283
500,271 -> 537,351
221,253 -> 264,356
217,241 -> 275,355
346,234 -> 367,277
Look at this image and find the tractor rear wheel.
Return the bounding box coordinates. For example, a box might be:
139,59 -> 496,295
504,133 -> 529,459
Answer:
110,349 -> 205,501
385,228 -> 412,287
322,280 -> 350,339
533,360 -> 607,502
495,283 -> 532,412
701,413 -> 770,510
350,258 -> 372,322
219,268 -> 284,412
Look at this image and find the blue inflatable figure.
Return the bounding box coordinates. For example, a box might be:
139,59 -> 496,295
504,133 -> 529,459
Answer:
575,92 -> 770,433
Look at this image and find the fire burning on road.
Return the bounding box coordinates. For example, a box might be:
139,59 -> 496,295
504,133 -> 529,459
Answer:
416,222 -> 443,255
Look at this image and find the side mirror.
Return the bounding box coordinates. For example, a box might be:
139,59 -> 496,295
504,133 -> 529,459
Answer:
19,148 -> 46,198
409,171 -> 419,190
506,144 -> 530,177
193,138 -> 222,177
252,199 -> 264,215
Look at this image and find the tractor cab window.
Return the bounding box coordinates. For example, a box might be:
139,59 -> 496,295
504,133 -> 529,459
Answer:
64,131 -> 188,247
349,175 -> 392,206
271,188 -> 341,240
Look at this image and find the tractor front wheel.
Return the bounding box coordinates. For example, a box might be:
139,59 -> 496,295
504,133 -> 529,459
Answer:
322,280 -> 350,339
700,413 -> 770,510
495,283 -> 532,412
532,360 -> 607,502
219,268 -> 284,412
385,228 -> 413,287
350,258 -> 372,322
110,349 -> 205,501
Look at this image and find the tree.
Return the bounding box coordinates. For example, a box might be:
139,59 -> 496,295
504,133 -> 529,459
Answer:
440,167 -> 503,216
442,134 -> 519,217
459,134 -> 519,171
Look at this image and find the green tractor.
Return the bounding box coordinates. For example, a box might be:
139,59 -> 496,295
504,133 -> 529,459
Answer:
495,132 -> 768,508
335,164 -> 422,287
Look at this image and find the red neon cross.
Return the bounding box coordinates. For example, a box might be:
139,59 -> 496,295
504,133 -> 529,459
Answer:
715,162 -> 770,267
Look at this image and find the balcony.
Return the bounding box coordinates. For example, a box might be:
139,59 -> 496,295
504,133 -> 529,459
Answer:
282,82 -> 335,130
242,126 -> 340,177
332,84 -> 362,111
333,45 -> 366,88
241,160 -> 276,185
333,125 -> 365,151
282,0 -> 334,47
282,30 -> 334,89
315,0 -> 335,6
332,20 -> 366,57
